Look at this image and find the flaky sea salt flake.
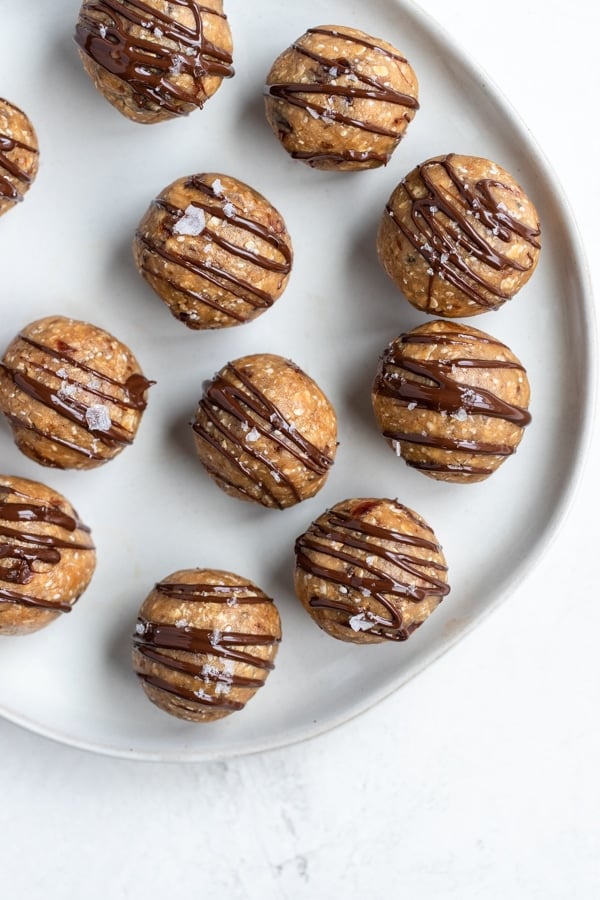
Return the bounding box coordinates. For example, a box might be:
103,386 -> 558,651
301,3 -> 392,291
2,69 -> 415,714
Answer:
173,205 -> 206,236
85,405 -> 112,432
349,614 -> 377,632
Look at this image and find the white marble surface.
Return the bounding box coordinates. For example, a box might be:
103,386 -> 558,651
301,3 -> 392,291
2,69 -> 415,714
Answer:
1,1 -> 598,897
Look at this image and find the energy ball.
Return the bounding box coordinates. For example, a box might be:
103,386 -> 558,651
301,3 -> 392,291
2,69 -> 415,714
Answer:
377,153 -> 542,316
0,475 -> 96,636
264,24 -> 419,171
294,497 -> 449,644
372,320 -> 532,483
132,568 -> 282,722
0,97 -> 39,217
192,353 -> 337,508
133,173 -> 293,329
0,316 -> 154,470
74,0 -> 234,124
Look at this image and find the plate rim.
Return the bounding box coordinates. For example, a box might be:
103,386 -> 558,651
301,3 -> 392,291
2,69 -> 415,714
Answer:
0,0 -> 596,761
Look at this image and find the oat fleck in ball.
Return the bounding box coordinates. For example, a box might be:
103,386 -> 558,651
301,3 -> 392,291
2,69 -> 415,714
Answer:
193,354 -> 338,508
74,0 -> 234,124
132,569 -> 282,722
372,321 -> 532,483
0,316 -> 154,470
0,98 -> 39,217
264,24 -> 419,170
294,498 -> 450,644
0,475 -> 96,636
377,153 -> 542,316
133,173 -> 293,329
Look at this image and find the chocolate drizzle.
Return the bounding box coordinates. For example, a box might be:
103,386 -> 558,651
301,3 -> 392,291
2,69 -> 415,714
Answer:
387,154 -> 541,309
0,330 -> 153,466
0,483 -> 94,614
156,580 -> 274,604
374,328 -> 531,476
295,502 -> 449,642
0,101 -> 38,203
265,28 -> 419,166
74,0 -> 234,115
136,176 -> 292,323
193,360 -> 334,508
266,27 -> 419,167
133,588 -> 280,712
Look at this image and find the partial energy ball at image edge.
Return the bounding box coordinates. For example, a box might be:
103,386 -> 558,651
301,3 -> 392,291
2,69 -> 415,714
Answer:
74,0 -> 234,123
294,498 -> 450,644
0,97 -> 40,217
0,474 -> 96,636
0,316 -> 154,470
131,568 -> 282,722
264,24 -> 419,171
377,153 -> 541,316
133,173 -> 293,329
371,320 -> 532,483
192,353 -> 338,508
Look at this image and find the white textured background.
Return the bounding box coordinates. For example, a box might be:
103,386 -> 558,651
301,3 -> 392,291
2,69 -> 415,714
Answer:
1,1 -> 599,897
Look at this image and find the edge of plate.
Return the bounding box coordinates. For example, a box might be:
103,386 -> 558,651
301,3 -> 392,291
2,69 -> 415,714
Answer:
0,0 -> 596,763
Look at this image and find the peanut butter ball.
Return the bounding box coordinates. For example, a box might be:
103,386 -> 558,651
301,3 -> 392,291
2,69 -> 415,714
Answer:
294,498 -> 450,644
372,321 -> 532,483
74,0 -> 234,123
377,153 -> 541,316
264,24 -> 419,170
0,316 -> 154,470
0,97 -> 39,217
192,353 -> 338,508
0,475 -> 96,636
133,173 -> 293,329
132,568 -> 282,722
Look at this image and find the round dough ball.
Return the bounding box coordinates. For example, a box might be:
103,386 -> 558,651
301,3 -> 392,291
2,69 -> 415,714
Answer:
0,315 -> 154,470
132,568 -> 282,722
294,498 -> 449,644
74,0 -> 234,123
0,475 -> 96,636
133,173 -> 293,329
0,97 -> 39,217
372,320 -> 532,483
264,24 -> 419,171
377,153 -> 542,316
192,353 -> 338,508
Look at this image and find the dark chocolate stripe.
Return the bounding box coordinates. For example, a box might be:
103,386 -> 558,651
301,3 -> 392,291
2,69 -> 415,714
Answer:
3,412 -> 107,465
0,586 -> 73,613
156,581 -> 274,604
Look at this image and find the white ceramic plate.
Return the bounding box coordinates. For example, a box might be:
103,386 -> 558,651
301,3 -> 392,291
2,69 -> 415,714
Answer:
0,0 -> 594,761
